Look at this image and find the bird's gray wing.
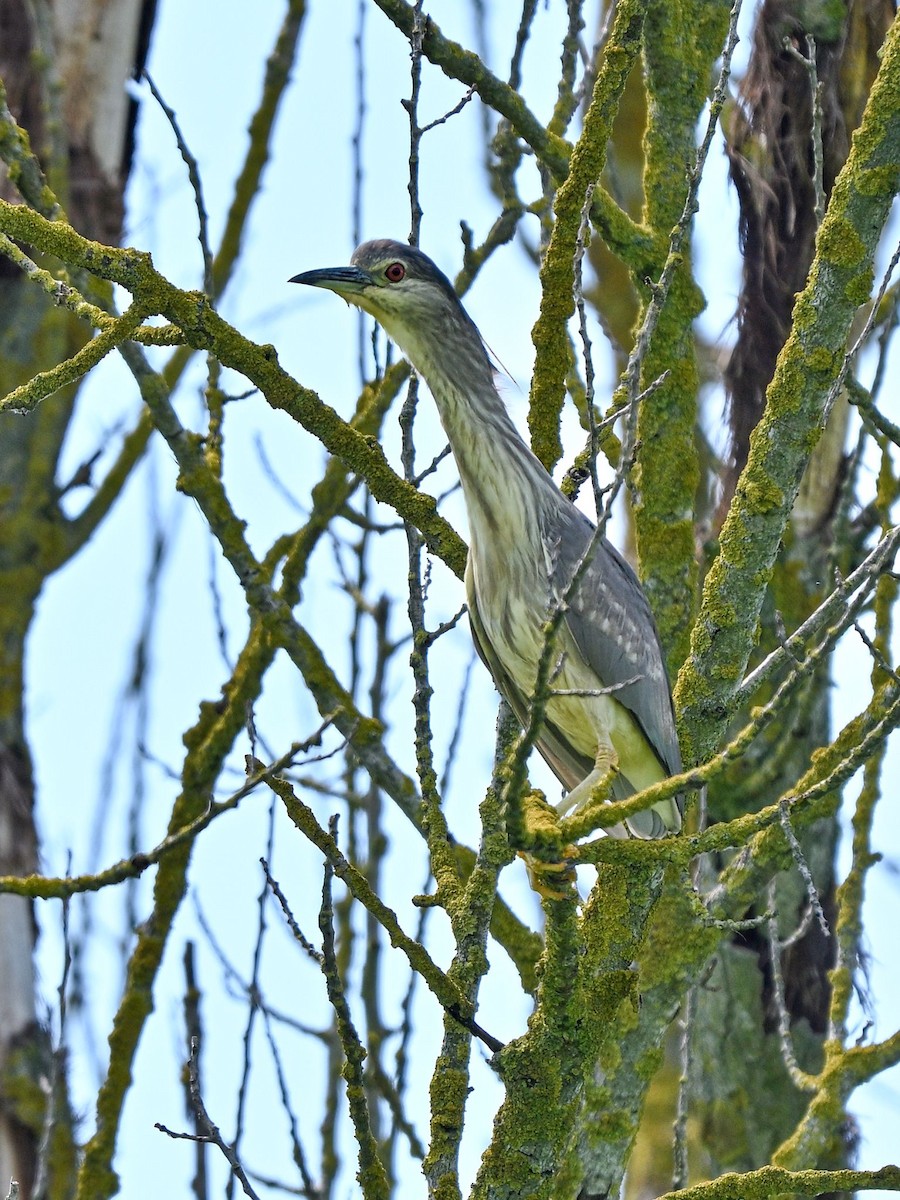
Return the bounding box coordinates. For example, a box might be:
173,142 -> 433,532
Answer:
466,584 -> 593,792
546,507 -> 682,778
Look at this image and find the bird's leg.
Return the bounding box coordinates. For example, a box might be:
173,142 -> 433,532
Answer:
555,743 -> 619,817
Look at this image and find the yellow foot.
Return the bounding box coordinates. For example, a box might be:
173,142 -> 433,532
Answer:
515,790 -> 579,898
518,848 -> 578,900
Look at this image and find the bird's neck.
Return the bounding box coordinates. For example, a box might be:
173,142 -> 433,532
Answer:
426,373 -> 559,555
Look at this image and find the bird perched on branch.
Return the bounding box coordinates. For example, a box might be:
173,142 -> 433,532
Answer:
291,239 -> 681,838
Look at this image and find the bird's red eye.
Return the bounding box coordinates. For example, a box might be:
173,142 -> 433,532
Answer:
385,262 -> 406,283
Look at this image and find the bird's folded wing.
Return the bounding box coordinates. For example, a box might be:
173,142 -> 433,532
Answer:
467,589 -> 593,791
546,510 -> 682,779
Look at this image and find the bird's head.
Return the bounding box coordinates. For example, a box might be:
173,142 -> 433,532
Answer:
290,239 -> 492,387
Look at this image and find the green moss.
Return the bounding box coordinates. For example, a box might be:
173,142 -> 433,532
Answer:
845,268 -> 874,305
856,163 -> 900,195
817,218 -> 866,267
741,475 -> 786,513
805,345 -> 838,373
428,1061 -> 471,1126
695,586 -> 737,632
528,0 -> 647,471
674,30 -> 900,756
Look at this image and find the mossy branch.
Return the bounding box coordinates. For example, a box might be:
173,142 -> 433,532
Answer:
568,531 -> 900,846
0,302 -> 148,414
527,0 -> 648,470
675,12 -> 900,765
75,644 -> 273,1200
318,836 -> 391,1200
266,779 -> 487,1042
0,197 -> 467,578
579,656 -> 900,870
0,740 -> 326,900
369,0 -> 661,275
72,373 -> 402,1200
211,0 -> 307,297
424,723 -> 518,1197
655,1164 -> 900,1200
0,78 -> 61,217
631,0 -> 735,669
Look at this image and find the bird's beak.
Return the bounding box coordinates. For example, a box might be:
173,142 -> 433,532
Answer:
288,265 -> 373,296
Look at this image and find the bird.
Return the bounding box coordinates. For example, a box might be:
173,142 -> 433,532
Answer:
290,239 -> 681,838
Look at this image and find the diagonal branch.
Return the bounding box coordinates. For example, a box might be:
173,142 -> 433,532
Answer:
675,11 -> 900,765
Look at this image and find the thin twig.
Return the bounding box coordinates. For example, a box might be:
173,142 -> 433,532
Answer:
440,653 -> 477,798
766,882 -> 819,1091
143,71 -> 214,298
782,35 -> 825,226
263,770 -> 504,1052
777,801 -> 829,936
181,944 -> 209,1200
575,182 -> 605,517
228,795 -> 277,1200
32,864 -> 73,1200
420,85 -> 477,134
261,857 -> 323,964
352,0 -> 368,378
259,1008 -> 321,1198
738,525 -> 900,701
319,816 -> 390,1200
672,985 -> 695,1190
155,1037 -> 262,1200
852,616 -> 900,685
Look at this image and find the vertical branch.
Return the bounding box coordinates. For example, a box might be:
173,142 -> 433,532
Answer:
423,705 -> 516,1200
471,887 -> 584,1200
319,817 -> 390,1200
765,880 -> 819,1091
405,0 -> 425,246
31,883 -> 74,1200
255,860 -> 343,1197
361,597 -> 401,1179
399,15 -> 480,1191
671,983 -> 695,1191
633,0 -> 733,667
320,1018 -> 343,1199
210,0 -> 309,300
828,451 -> 897,1048
528,0 -> 648,471
352,0 -> 368,379
399,0 -> 461,902
548,0 -> 587,138
181,944 -> 209,1200
226,795 -> 277,1200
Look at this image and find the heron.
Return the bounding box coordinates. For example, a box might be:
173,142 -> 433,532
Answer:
290,239 -> 681,838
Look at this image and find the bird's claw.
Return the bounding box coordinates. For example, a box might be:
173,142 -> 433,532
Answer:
518,847 -> 579,900
515,789 -> 579,899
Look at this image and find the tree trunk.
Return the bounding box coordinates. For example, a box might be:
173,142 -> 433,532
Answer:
0,2 -> 157,1193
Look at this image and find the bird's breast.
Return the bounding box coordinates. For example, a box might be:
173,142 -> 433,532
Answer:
467,538 -> 596,742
